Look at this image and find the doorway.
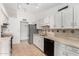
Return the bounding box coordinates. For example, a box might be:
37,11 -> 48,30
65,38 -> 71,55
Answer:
20,21 -> 29,43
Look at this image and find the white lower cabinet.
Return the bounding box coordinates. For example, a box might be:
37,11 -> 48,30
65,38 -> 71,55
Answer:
0,53 -> 10,56
54,42 -> 79,56
0,38 -> 11,56
54,42 -> 66,56
33,34 -> 44,52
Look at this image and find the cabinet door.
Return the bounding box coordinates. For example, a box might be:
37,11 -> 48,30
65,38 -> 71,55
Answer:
49,16 -> 54,29
39,36 -> 44,52
66,50 -> 79,56
62,8 -> 73,28
36,20 -> 41,29
54,12 -> 61,28
33,35 -> 39,48
74,5 -> 79,28
33,35 -> 44,52
45,17 -> 50,25
42,17 -> 50,26
54,42 -> 66,56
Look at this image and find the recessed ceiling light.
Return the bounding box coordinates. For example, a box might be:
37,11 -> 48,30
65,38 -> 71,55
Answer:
18,5 -> 21,9
26,3 -> 30,5
36,6 -> 39,8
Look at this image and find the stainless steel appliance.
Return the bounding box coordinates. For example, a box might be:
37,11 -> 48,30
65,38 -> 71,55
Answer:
28,24 -> 37,44
44,38 -> 54,56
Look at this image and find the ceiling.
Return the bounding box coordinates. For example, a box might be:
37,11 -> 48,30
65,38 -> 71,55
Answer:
3,3 -> 61,17
18,3 -> 60,13
3,3 -> 17,17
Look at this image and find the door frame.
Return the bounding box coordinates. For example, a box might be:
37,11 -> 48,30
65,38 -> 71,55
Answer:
20,21 -> 28,42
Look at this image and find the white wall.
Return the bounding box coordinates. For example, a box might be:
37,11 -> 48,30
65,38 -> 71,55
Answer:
8,8 -> 37,44
0,4 -> 8,37
8,17 -> 20,44
33,4 -> 66,24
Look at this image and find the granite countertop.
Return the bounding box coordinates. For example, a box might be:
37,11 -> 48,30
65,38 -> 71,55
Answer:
2,31 -> 13,37
44,32 -> 79,48
0,31 -> 12,43
0,37 -> 11,43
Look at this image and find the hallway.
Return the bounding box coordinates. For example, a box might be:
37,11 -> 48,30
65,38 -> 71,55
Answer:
12,42 -> 45,56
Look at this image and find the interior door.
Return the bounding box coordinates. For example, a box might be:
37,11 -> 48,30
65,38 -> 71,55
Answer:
20,21 -> 29,41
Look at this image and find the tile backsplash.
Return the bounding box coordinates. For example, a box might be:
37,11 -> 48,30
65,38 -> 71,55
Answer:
54,29 -> 79,38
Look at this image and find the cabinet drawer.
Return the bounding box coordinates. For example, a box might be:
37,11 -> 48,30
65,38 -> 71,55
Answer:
0,53 -> 10,56
67,51 -> 79,56
66,45 -> 79,54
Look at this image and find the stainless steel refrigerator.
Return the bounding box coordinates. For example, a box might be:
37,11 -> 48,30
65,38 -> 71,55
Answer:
28,24 -> 37,44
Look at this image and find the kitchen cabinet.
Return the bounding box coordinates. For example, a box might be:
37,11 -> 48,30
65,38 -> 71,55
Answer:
36,20 -> 41,29
54,42 -> 66,56
54,41 -> 79,56
33,34 -> 44,52
0,37 -> 11,56
62,7 -> 73,28
54,5 -> 74,29
49,16 -> 54,29
54,12 -> 62,29
36,19 -> 44,29
0,8 -> 8,25
43,17 -> 50,26
73,5 -> 79,28
40,17 -> 50,26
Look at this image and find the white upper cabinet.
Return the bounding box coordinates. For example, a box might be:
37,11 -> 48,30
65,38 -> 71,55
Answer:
49,16 -> 54,29
44,16 -> 50,26
36,20 -> 41,29
41,16 -> 50,26
54,12 -> 62,29
62,7 -> 73,28
0,7 -> 8,25
73,4 -> 79,28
